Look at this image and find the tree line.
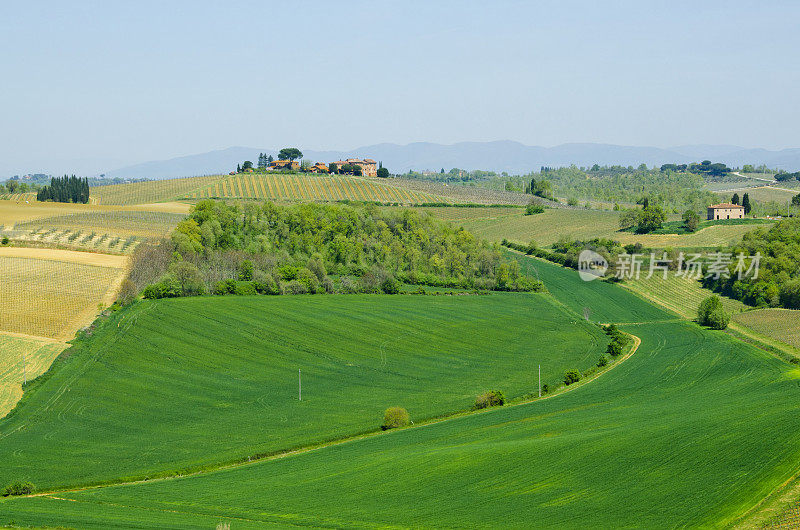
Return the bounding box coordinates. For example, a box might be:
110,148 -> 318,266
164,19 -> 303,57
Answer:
703,218 -> 800,308
35,175 -> 89,203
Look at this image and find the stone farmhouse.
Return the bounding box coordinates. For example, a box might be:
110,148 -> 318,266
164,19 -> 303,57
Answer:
707,203 -> 745,220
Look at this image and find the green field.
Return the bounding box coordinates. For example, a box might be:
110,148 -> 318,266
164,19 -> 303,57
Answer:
186,173 -> 446,204
0,334 -> 66,418
733,308 -> 800,350
435,207 -> 768,249
623,274 -> 748,320
3,258 -> 800,527
0,292 -> 605,490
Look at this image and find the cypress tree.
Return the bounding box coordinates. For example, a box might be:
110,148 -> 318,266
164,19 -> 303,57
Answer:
742,193 -> 751,215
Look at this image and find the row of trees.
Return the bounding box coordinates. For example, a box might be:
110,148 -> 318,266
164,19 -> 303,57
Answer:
35,175 -> 89,203
660,160 -> 731,177
138,200 -> 543,299
774,171 -> 800,182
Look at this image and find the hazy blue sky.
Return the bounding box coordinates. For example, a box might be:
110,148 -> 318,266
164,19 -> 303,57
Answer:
2,1 -> 798,174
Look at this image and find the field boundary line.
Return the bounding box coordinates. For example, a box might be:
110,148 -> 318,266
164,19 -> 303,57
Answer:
23,328 -> 641,499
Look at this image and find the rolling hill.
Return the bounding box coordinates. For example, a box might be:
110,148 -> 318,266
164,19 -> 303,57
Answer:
3,258 -> 800,527
0,291 -> 605,490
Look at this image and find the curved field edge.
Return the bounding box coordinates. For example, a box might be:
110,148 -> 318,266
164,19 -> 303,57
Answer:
20,329 -> 641,500
4,258 -> 800,527
3,320 -> 800,528
0,291 -> 609,491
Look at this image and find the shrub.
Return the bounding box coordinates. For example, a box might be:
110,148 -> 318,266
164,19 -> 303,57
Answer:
682,210 -> 700,232
697,295 -> 730,329
295,267 -> 319,293
381,407 -> 410,430
307,255 -> 327,282
1,236 -> 8,245
142,275 -> 181,299
212,279 -> 237,295
597,356 -> 608,367
2,481 -> 34,496
473,390 -> 505,410
116,279 -> 138,306
238,259 -> 254,281
606,341 -> 623,357
525,203 -> 545,215
284,280 -> 308,295
381,275 -> 400,294
169,261 -> 206,296
563,370 -> 581,385
338,277 -> 361,294
253,271 -> 281,295
233,281 -> 257,296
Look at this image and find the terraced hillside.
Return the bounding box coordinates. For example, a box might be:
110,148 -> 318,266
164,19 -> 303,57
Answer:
3,258 -> 800,527
0,292 -> 605,490
185,173 -> 446,204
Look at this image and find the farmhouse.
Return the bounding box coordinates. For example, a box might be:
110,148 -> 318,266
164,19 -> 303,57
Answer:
707,203 -> 745,220
331,158 -> 378,177
268,160 -> 300,171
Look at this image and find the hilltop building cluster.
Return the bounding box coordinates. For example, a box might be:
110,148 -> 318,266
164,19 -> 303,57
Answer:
235,153 -> 383,177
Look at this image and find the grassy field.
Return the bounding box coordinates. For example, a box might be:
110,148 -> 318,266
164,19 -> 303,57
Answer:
434,207 -> 766,249
4,258 -> 800,527
623,274 -> 748,320
733,309 -> 800,350
186,173 -> 446,204
716,185 -> 796,204
0,292 -> 606,490
91,176 -> 222,205
0,250 -> 127,339
0,334 -> 67,418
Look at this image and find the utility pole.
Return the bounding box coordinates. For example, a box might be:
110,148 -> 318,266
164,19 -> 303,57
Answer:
538,364 -> 541,398
298,369 -> 302,401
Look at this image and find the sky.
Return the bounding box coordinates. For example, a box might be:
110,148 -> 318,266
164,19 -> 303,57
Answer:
1,0 -> 799,175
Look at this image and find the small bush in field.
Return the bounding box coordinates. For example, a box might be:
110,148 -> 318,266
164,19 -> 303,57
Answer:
381,407 -> 410,430
563,370 -> 581,385
2,481 -> 34,496
473,390 -> 505,410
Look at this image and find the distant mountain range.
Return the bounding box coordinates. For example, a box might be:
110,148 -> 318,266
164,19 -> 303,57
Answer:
102,141 -> 800,179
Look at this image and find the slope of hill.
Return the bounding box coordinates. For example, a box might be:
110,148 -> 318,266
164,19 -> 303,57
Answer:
103,142 -> 800,179
3,258 -> 800,527
186,173 -> 445,204
0,292 -> 605,490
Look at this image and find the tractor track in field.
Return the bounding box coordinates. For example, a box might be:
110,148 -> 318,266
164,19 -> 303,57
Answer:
22,329 -> 642,500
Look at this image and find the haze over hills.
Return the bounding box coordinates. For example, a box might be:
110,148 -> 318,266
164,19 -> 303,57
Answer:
92,141 -> 800,179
